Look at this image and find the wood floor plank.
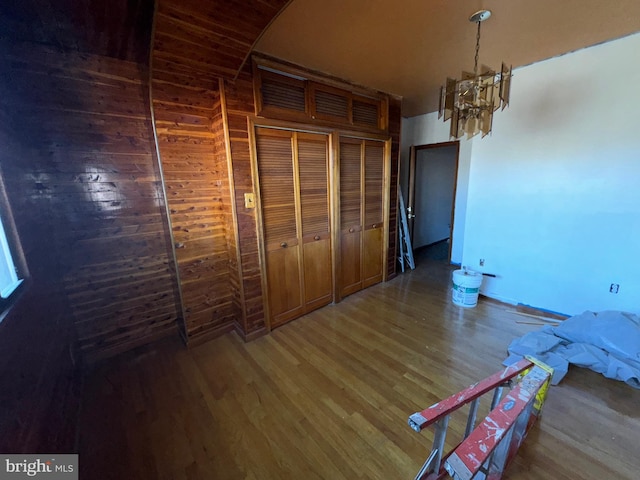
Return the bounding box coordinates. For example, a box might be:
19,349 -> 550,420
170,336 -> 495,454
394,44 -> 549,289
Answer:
79,256 -> 640,479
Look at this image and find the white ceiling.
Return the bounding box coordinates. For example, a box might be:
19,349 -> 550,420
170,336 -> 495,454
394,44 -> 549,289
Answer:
256,0 -> 640,117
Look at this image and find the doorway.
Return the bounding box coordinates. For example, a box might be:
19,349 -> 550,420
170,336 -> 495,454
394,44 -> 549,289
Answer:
408,142 -> 459,264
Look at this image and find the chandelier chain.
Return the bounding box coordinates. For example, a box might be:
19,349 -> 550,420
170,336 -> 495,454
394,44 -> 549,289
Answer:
474,20 -> 481,76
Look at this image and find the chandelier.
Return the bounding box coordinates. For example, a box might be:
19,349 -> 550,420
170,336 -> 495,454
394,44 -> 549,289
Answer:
439,10 -> 512,139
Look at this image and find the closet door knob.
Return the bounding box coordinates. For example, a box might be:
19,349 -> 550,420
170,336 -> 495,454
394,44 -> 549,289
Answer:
314,235 -> 320,241
372,224 -> 377,229
280,242 -> 288,248
349,228 -> 354,233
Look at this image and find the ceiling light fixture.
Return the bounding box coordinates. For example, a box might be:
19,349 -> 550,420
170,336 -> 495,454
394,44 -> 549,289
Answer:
439,10 -> 512,139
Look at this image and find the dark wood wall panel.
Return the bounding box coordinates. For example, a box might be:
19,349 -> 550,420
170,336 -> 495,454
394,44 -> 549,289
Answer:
153,0 -> 291,87
152,29 -> 235,341
0,117 -> 80,454
0,0 -> 154,62
387,96 -> 401,280
0,42 -> 181,361
213,86 -> 245,335
0,0 -> 182,452
223,72 -> 268,337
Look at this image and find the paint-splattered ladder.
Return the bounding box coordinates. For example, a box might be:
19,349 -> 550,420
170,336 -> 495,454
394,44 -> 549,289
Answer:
408,357 -> 553,480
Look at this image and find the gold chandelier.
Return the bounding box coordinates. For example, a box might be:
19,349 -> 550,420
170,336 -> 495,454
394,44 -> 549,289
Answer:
439,10 -> 512,139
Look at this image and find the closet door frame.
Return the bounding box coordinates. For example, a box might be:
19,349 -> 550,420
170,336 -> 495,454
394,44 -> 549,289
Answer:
249,118 -> 391,330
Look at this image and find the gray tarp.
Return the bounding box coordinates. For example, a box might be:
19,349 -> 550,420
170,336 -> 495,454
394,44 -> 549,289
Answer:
503,310 -> 640,388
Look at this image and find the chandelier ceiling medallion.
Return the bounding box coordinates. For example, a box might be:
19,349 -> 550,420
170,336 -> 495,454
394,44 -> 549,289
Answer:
439,10 -> 512,139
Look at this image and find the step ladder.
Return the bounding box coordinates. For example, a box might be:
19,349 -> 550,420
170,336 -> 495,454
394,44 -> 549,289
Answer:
398,190 -> 415,272
407,357 -> 553,480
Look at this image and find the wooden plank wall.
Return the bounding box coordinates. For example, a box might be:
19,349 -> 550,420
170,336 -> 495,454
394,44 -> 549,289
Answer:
150,0 -> 291,341
214,84 -> 245,336
0,0 -> 153,63
152,5 -> 238,342
151,79 -> 238,341
0,42 -> 181,361
222,70 -> 269,338
0,0 -> 183,452
0,113 -> 81,453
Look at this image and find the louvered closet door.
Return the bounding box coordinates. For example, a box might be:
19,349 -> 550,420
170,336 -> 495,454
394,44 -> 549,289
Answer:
339,138 -> 363,297
362,141 -> 385,287
255,128 -> 304,326
339,137 -> 386,297
297,133 -> 332,311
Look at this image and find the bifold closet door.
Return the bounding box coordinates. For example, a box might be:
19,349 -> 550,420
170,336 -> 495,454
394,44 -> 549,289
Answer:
255,128 -> 331,328
256,129 -> 303,326
362,141 -> 384,287
339,138 -> 385,297
339,139 -> 363,297
298,133 -> 332,310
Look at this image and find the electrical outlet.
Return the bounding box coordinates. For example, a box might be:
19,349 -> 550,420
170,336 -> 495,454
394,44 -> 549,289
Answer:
479,258 -> 485,267
609,283 -> 620,294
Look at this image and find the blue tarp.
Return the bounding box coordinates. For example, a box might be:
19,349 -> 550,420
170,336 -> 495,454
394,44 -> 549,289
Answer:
504,310 -> 640,388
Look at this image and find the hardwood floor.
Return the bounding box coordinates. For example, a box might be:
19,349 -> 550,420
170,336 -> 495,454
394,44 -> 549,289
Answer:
79,258 -> 640,479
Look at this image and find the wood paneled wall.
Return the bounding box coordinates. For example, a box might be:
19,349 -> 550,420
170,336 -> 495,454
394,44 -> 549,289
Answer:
152,5 -> 240,342
152,0 -> 291,87
0,0 -> 154,63
0,0 -> 399,375
151,72 -> 238,342
0,41 -> 181,360
0,0 -> 183,452
0,0 -> 295,452
0,116 -> 80,453
150,0 -> 292,342
223,70 -> 269,338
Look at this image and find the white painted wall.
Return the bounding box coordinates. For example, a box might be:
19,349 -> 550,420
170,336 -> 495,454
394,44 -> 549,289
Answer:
401,32 -> 640,315
400,114 -> 472,263
464,32 -> 640,315
413,146 -> 457,248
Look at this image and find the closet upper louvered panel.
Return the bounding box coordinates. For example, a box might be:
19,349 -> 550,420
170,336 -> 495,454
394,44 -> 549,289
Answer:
255,131 -> 297,247
253,58 -> 388,132
313,85 -> 349,122
298,134 -> 330,238
365,142 -> 384,227
260,70 -> 306,113
340,140 -> 363,229
353,98 -> 380,128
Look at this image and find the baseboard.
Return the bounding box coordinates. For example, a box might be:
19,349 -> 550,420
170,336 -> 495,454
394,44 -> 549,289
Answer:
234,324 -> 268,342
186,322 -> 236,347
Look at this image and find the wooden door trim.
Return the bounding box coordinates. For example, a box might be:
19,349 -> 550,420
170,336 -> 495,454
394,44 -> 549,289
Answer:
330,132 -> 342,303
250,115 -> 391,142
359,140 -> 366,287
407,145 -> 416,239
291,132 -> 306,320
221,79 -> 248,334
248,118 -> 273,332
382,138 -> 392,282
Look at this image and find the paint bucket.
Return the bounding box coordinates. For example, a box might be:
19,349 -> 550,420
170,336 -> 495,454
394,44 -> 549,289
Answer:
452,269 -> 483,308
